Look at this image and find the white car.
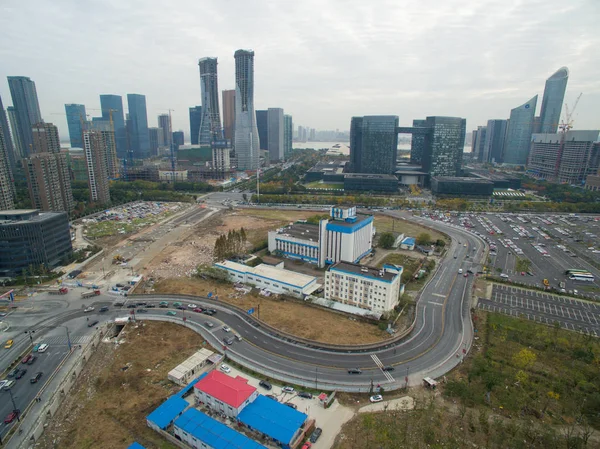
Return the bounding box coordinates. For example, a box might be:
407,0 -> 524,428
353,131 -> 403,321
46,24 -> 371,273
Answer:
370,395 -> 383,403
220,364 -> 231,373
84,306 -> 95,313
223,326 -> 231,333
282,386 -> 295,393
187,303 -> 197,309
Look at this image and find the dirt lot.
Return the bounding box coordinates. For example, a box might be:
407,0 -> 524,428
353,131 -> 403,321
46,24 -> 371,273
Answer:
36,322 -> 207,449
153,277 -> 390,345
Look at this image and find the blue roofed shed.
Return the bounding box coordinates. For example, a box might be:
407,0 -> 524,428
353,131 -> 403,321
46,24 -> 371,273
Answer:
237,395 -> 307,448
146,395 -> 189,431
127,443 -> 146,449
400,237 -> 416,250
174,408 -> 267,449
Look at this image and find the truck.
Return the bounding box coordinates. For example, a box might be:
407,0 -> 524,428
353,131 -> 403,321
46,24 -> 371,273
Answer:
48,287 -> 68,295
81,290 -> 101,298
543,279 -> 550,287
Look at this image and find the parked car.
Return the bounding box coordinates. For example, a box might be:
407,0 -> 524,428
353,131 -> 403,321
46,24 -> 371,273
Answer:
282,386 -> 294,393
301,442 -> 312,449
284,402 -> 298,410
298,391 -> 313,399
219,364 -> 231,373
310,428 -> 322,443
88,320 -> 99,327
259,380 -> 272,390
370,395 -> 383,403
4,410 -> 19,424
30,372 -> 43,383
266,394 -> 278,401
27,356 -> 37,365
99,306 -> 109,312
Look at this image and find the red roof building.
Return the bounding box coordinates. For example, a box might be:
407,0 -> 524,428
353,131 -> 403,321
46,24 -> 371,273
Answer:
194,371 -> 258,418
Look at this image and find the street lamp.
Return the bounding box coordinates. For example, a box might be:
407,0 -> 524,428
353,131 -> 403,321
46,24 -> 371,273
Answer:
58,326 -> 72,351
24,330 -> 35,346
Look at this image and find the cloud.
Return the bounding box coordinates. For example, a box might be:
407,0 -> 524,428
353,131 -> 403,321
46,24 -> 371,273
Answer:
0,0 -> 598,142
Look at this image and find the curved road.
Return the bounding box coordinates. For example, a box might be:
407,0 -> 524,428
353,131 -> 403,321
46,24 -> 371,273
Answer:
1,211 -> 486,393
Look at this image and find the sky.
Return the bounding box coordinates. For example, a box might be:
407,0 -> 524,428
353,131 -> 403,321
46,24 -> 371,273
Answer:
1,0 -> 599,142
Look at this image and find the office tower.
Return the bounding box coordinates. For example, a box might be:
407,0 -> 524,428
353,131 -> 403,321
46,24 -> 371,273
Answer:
421,116 -> 467,177
89,120 -> 118,179
212,146 -> 231,171
189,106 -> 202,145
409,119 -> 427,164
234,49 -> 260,170
267,108 -> 284,162
0,96 -> 16,171
7,107 -> 24,159
532,116 -> 542,134
64,104 -> 86,148
482,119 -> 508,163
7,76 -> 42,157
82,129 -> 111,204
222,90 -> 235,142
126,94 -> 150,159
349,116 -> 399,174
503,95 -> 538,165
473,126 -> 487,162
309,128 -> 316,141
0,122 -> 15,210
255,110 -> 268,150
528,130 -> 599,184
540,67 -> 569,134
100,94 -> 127,159
149,127 -> 161,155
471,130 -> 478,154
283,114 -> 293,159
198,57 -> 222,144
158,114 -> 171,148
172,131 -> 184,148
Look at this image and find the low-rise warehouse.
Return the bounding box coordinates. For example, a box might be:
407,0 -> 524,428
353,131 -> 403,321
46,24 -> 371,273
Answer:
168,348 -> 215,386
214,260 -> 318,298
431,176 -> 494,197
344,173 -> 399,192
194,371 -> 259,419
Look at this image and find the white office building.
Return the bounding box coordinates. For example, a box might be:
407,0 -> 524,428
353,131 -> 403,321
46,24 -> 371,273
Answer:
325,262 -> 403,313
268,206 -> 374,268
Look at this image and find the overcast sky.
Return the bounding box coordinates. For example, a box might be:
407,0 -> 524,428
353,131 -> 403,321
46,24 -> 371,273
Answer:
1,0 -> 598,142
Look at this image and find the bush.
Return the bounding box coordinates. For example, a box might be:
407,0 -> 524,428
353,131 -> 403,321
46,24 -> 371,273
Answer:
378,232 -> 395,249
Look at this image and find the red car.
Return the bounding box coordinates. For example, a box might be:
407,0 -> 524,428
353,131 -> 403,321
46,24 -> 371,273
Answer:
21,354 -> 32,364
4,410 -> 19,424
301,442 -> 312,449
463,273 -> 468,277
193,308 -> 203,313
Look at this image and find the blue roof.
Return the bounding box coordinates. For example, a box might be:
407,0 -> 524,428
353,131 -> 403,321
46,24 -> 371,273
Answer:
175,372 -> 208,398
401,237 -> 415,245
127,443 -> 146,449
146,395 -> 189,429
238,395 -> 307,445
175,408 -> 267,449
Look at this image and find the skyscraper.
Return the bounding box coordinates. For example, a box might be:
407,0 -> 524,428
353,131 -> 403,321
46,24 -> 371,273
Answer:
473,126 -> 487,162
421,116 -> 467,177
158,114 -> 171,148
503,95 -> 538,165
410,119 -> 427,165
172,131 -> 184,148
90,120 -> 119,179
100,95 -> 127,159
283,114 -> 293,159
350,116 -> 399,174
7,76 -> 42,157
267,108 -> 284,162
149,127 -> 161,155
0,121 -> 15,210
222,90 -> 235,142
540,67 -> 569,134
234,50 -> 260,170
189,106 -> 202,145
64,104 -> 87,149
126,94 -> 150,159
255,110 -> 268,151
482,119 -> 508,163
7,107 -> 24,159
198,57 -> 222,144
82,129 -> 111,204
0,95 -> 16,171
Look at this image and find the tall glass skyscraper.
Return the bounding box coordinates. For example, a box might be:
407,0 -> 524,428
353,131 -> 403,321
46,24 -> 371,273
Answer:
198,57 -> 222,145
421,116 -> 466,177
234,50 -> 260,170
503,95 -> 538,165
0,95 -> 16,171
7,76 -> 42,158
255,110 -> 268,150
482,119 -> 508,163
283,114 -> 293,159
126,94 -> 150,159
350,116 -> 399,174
100,94 -> 127,159
64,104 -> 87,149
189,106 -> 202,145
350,117 -> 363,172
222,90 -> 235,143
539,67 -> 569,134
267,108 -> 284,162
158,114 -> 171,148
409,119 -> 427,164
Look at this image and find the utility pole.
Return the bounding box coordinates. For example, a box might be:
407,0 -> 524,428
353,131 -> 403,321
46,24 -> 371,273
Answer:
405,365 -> 409,389
24,330 -> 35,346
7,387 -> 20,422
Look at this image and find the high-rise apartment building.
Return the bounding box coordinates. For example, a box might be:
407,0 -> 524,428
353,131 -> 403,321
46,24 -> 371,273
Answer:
0,95 -> 17,171
7,76 -> 42,158
172,131 -> 184,148
283,114 -> 293,159
189,106 -> 202,145
64,104 -> 86,149
234,50 -> 260,170
267,108 -> 284,162
255,110 -> 268,151
198,58 -> 222,145
540,67 -> 569,134
126,94 -> 150,159
349,116 -> 398,174
100,94 -> 127,159
82,129 -> 111,204
409,119 -> 427,165
222,90 -> 235,142
421,116 -> 466,177
7,107 -> 24,159
158,114 -> 171,148
212,145 -> 231,171
89,120 -> 118,179
0,122 -> 15,210
482,119 -> 508,163
503,95 -> 538,165
528,130 -> 599,184
473,126 -> 487,162
149,127 -> 161,156
31,122 -> 61,154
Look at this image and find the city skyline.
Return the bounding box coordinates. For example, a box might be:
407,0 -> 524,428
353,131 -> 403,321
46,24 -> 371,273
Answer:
0,0 -> 597,142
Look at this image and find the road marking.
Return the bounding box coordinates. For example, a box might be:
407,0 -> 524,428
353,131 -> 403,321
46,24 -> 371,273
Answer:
560,306 -> 565,317
432,293 -> 445,298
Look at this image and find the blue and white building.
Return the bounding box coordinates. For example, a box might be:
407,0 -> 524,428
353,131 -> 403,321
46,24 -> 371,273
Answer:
268,206 -> 374,268
325,262 -> 403,312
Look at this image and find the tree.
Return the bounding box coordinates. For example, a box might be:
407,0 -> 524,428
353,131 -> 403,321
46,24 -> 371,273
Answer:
416,232 -> 431,246
379,232 -> 395,249
512,348 -> 537,369
242,193 -> 248,202
435,239 -> 446,248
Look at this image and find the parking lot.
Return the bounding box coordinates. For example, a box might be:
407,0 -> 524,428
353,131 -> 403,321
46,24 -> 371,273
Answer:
478,285 -> 600,335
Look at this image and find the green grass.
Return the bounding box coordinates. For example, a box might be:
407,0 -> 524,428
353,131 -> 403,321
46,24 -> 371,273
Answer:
304,181 -> 344,190
84,213 -> 172,238
377,253 -> 432,290
374,215 -> 447,244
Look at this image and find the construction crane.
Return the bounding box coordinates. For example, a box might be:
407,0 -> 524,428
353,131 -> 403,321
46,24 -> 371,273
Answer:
559,93 -> 583,133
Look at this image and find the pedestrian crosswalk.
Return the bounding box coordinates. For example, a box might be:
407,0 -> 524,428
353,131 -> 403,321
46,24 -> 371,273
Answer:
34,334 -> 94,347
371,354 -> 395,383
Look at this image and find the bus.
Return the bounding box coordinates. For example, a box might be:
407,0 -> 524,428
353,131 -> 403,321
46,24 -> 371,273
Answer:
565,269 -> 592,276
569,274 -> 595,282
